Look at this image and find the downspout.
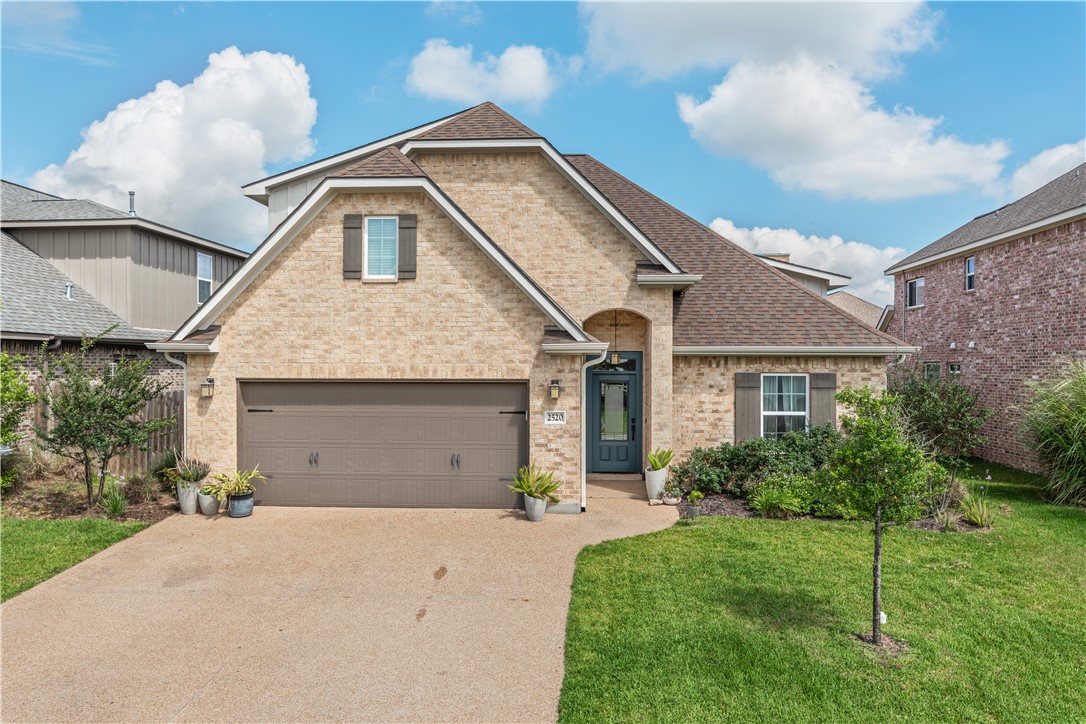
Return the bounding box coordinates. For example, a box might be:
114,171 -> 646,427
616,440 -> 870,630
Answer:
163,352 -> 187,457
580,348 -> 608,512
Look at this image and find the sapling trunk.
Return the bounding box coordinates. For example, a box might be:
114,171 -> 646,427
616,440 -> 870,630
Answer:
83,456 -> 94,508
872,501 -> 883,645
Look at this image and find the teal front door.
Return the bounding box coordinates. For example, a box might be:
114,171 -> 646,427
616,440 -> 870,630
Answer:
588,352 -> 642,473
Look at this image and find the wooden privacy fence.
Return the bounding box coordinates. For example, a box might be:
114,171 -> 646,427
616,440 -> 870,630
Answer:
109,390 -> 183,477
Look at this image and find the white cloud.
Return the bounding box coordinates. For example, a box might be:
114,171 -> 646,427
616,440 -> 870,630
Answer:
581,2 -> 937,81
1,1 -> 113,65
426,1 -> 483,26
710,217 -> 905,306
1009,139 -> 1086,199
406,39 -> 557,109
29,46 -> 317,247
678,57 -> 1008,201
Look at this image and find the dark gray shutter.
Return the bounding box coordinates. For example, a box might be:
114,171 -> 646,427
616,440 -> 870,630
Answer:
735,372 -> 761,442
810,373 -> 837,428
398,214 -> 417,279
343,214 -> 363,279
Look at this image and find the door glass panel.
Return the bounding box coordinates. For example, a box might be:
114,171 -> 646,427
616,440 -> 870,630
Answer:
597,356 -> 637,372
600,381 -> 629,441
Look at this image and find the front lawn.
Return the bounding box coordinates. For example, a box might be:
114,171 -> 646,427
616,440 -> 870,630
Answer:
1,517 -> 149,601
560,462 -> 1086,722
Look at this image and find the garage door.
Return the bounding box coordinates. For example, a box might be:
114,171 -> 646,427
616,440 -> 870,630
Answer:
238,382 -> 527,508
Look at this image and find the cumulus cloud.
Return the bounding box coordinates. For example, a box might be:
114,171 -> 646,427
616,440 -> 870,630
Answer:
1,1 -> 113,65
678,57 -> 1008,201
30,46 -> 317,247
1009,139 -> 1086,199
710,217 -> 905,306
581,1 -> 937,81
406,39 -> 558,109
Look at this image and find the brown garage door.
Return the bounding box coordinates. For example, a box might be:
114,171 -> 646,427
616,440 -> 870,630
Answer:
238,382 -> 527,508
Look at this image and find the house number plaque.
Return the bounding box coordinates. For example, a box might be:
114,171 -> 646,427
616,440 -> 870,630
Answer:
543,410 -> 567,425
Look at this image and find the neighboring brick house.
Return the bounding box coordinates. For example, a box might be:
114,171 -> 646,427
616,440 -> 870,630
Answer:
885,163 -> 1086,472
156,102 -> 913,512
1,181 -> 247,443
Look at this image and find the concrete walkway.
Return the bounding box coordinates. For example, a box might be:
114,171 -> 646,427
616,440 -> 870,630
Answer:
1,483 -> 673,723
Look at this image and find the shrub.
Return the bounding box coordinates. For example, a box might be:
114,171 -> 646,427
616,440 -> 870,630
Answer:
961,493 -> 994,528
670,425 -> 840,497
1023,361 -> 1086,505
98,482 -> 128,519
1,352 -> 35,450
149,447 -> 181,484
749,484 -> 803,519
124,473 -> 157,503
935,510 -> 959,532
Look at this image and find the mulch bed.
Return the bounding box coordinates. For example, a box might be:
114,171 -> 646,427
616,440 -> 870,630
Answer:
911,515 -> 990,533
2,475 -> 177,523
853,631 -> 910,656
678,494 -> 756,520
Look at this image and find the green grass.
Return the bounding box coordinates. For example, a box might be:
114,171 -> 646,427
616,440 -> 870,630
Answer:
1,517 -> 149,601
560,462 -> 1086,722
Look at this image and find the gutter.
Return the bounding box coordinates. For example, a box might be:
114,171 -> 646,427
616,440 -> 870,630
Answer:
162,352 -> 187,456
580,347 -> 609,512
542,342 -> 609,355
672,345 -> 920,356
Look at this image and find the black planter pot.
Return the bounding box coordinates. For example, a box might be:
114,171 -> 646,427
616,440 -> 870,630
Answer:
228,491 -> 255,518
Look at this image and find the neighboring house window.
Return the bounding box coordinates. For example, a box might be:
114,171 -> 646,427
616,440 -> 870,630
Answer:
365,217 -> 398,279
197,253 -> 213,304
948,363 -> 961,375
906,278 -> 924,308
924,363 -> 941,382
965,256 -> 975,291
761,374 -> 808,438
108,361 -> 118,378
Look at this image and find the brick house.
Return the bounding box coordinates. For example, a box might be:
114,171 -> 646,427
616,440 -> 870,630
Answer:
155,102 -> 913,511
885,163 -> 1086,472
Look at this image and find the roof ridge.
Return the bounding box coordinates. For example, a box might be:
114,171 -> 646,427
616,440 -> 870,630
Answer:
1,179 -> 63,201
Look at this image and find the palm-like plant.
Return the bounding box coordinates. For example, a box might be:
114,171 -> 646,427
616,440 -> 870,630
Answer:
508,463 -> 561,503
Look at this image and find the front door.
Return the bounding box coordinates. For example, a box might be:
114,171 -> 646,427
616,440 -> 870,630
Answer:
588,352 -> 642,473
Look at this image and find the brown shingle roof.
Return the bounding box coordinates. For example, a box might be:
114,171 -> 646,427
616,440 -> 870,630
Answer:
333,147 -> 426,178
566,154 -> 907,348
826,291 -> 885,330
889,162 -> 1086,271
412,102 -> 541,141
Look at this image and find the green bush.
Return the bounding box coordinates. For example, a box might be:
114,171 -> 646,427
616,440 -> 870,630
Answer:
749,483 -> 803,519
1023,361 -> 1086,505
124,473 -> 157,503
961,493 -> 994,528
98,483 -> 128,519
670,425 -> 840,497
149,448 -> 181,484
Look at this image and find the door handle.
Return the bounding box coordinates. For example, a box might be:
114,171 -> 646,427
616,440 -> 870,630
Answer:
631,417 -> 637,438
314,450 -> 319,467
451,453 -> 456,468
308,451 -> 314,467
456,453 -> 461,469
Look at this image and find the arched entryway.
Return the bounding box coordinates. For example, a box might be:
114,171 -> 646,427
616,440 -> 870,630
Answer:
583,310 -> 650,474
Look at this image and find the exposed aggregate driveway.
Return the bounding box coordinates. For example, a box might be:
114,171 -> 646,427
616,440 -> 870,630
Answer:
1,484 -> 673,723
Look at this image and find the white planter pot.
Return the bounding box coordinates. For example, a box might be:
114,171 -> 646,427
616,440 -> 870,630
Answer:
524,495 -> 547,522
662,495 -> 681,506
177,483 -> 199,515
645,467 -> 668,500
197,492 -> 219,516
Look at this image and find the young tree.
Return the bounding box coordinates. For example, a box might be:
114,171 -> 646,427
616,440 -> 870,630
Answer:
1,352 -> 36,448
889,361 -> 993,506
36,333 -> 174,508
830,387 -> 939,645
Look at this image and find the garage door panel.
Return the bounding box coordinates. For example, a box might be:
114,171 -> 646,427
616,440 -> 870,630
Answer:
240,382 -> 527,509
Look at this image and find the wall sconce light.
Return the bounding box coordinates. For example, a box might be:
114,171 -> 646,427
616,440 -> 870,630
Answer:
549,379 -> 561,400
200,378 -> 215,398
610,351 -> 621,366
967,341 -> 976,349
949,341 -> 957,350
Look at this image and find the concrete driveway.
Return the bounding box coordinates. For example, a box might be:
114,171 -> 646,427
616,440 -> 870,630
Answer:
1,480 -> 673,723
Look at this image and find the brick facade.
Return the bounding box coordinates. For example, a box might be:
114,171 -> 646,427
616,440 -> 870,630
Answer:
893,219 -> 1086,471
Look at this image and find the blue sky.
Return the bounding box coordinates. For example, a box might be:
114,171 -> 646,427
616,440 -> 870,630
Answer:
3,1 -> 1084,303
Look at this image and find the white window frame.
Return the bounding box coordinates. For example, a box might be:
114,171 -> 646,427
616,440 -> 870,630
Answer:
364,216 -> 398,280
906,277 -> 925,308
948,363 -> 961,375
965,256 -> 975,291
197,252 -> 213,305
760,373 -> 809,439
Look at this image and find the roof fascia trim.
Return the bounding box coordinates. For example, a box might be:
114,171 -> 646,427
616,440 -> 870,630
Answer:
2,218 -> 247,258
174,176 -> 587,343
885,205 -> 1086,275
672,345 -> 919,356
761,257 -> 851,287
542,342 -> 610,355
401,137 -> 683,273
241,112 -> 468,200
146,337 -> 219,353
636,273 -> 702,288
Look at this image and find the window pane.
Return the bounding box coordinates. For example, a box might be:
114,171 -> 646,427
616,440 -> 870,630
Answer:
763,375 -> 806,413
367,218 -> 397,276
197,253 -> 213,280
198,279 -> 211,304
600,381 -> 628,441
763,414 -> 806,439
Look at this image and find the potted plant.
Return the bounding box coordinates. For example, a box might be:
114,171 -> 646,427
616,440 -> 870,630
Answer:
508,463 -> 561,522
212,466 -> 266,518
645,447 -> 674,501
166,457 -> 211,515
662,482 -> 682,506
197,482 -> 222,517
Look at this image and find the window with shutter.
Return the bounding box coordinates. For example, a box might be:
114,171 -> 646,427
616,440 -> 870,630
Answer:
809,373 -> 837,428
398,214 -> 417,279
734,372 -> 761,442
365,217 -> 398,279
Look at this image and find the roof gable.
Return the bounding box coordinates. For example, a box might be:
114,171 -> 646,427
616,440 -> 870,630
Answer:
888,162 -> 1086,272
333,147 -> 426,178
566,154 -> 908,349
411,102 -> 541,141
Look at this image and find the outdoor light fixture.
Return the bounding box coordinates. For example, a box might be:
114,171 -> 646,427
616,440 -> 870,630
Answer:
200,378 -> 215,398
610,310 -> 621,366
549,379 -> 561,399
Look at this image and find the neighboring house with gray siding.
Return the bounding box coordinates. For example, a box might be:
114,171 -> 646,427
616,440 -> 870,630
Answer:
158,102 -> 915,513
